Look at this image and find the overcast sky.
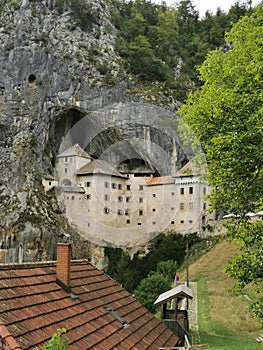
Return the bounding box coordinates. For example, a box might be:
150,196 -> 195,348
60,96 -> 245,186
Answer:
153,0 -> 261,17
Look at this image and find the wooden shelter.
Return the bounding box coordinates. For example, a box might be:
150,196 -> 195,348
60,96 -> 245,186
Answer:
154,284 -> 193,346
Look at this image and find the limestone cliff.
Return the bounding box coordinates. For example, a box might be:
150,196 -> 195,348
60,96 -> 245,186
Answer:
0,0 -> 191,264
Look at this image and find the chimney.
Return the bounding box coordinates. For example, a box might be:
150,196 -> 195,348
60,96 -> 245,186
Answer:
56,243 -> 71,287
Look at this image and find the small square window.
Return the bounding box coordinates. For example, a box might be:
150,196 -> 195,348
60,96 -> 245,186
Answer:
112,183 -> 117,189
86,194 -> 91,199
152,208 -> 156,212
171,192 -> 175,196
189,220 -> 193,224
171,207 -> 174,211
86,181 -> 92,187
125,209 -> 129,215
126,197 -> 130,203
139,185 -> 143,190
153,194 -> 156,198
138,222 -> 142,225
104,182 -> 109,188
117,209 -> 122,215
126,219 -> 130,224
104,207 -> 110,214
127,185 -> 131,190
171,220 -> 175,224
139,198 -> 143,203
104,194 -> 110,201
180,220 -> 184,224
71,196 -> 75,200
49,181 -> 52,186
152,221 -> 156,225
118,196 -> 122,202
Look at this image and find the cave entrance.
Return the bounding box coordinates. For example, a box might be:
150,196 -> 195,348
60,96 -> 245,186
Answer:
48,107 -> 86,165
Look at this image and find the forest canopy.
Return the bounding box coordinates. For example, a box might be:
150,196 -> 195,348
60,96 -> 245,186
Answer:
109,0 -> 254,100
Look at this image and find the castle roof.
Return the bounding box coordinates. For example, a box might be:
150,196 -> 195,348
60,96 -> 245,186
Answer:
145,176 -> 175,186
77,159 -> 127,178
57,144 -> 92,159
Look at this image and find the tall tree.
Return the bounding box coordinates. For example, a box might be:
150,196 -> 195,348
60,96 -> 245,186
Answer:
180,5 -> 263,321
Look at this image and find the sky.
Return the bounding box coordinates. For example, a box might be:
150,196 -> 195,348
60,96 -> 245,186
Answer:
153,0 -> 261,17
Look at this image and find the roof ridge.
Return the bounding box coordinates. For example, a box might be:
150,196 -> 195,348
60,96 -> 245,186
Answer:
0,259 -> 89,270
0,323 -> 22,350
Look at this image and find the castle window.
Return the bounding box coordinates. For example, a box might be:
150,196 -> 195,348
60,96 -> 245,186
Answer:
127,185 -> 131,190
171,221 -> 175,224
125,209 -> 129,215
118,196 -> 122,202
152,221 -> 156,225
189,220 -> 193,223
139,198 -> 143,203
180,220 -> 184,224
104,207 -> 110,214
118,184 -> 122,190
138,223 -> 142,225
126,219 -> 130,224
112,183 -> 117,189
180,188 -> 184,195
171,192 -> 175,196
65,168 -> 67,173
49,181 -> 52,186
189,202 -> 194,210
203,187 -> 207,195
104,182 -> 109,188
104,194 -> 110,201
189,187 -> 193,194
64,157 -> 68,163
117,209 -> 122,215
153,194 -> 156,198
86,194 -> 91,199
203,202 -> 207,210
180,203 -> 184,210
86,181 -> 92,187
28,74 -> 36,83
125,197 -> 131,203
152,208 -> 156,212
71,196 -> 75,200
139,185 -> 143,190
139,210 -> 143,216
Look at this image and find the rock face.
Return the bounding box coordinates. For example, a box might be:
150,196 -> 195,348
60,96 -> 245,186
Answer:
0,0 -> 191,264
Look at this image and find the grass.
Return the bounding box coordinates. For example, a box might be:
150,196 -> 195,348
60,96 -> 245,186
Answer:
184,240 -> 263,350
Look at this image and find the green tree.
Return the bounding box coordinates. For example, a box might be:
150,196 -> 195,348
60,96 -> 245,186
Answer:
134,272 -> 171,313
180,5 -> 263,321
34,328 -> 69,350
156,260 -> 178,281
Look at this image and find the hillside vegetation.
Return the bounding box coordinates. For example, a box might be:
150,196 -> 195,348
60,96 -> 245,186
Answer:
186,240 -> 262,349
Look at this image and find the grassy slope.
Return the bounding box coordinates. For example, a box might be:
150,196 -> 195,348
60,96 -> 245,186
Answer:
186,240 -> 262,349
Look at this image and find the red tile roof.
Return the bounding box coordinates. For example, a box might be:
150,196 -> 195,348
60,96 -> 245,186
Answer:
0,260 -> 179,349
145,176 -> 175,186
